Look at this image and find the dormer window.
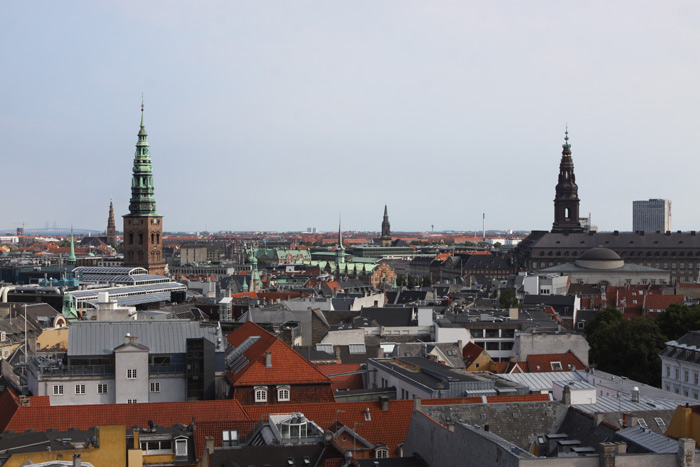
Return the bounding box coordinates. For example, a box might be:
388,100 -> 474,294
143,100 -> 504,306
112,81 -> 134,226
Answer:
550,362 -> 562,371
375,446 -> 389,458
255,386 -> 268,403
277,385 -> 290,402
222,430 -> 238,447
175,438 -> 188,457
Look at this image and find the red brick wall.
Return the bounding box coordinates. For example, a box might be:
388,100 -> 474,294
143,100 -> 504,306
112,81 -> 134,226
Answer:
233,383 -> 335,405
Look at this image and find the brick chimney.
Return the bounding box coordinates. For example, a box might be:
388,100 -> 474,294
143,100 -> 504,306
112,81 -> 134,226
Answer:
379,396 -> 390,412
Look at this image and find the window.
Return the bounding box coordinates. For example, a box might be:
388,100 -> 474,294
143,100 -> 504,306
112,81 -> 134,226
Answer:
127,369 -> 137,379
550,362 -> 563,371
97,384 -> 108,394
637,418 -> 648,428
140,440 -> 172,454
676,368 -> 680,380
277,386 -> 290,402
128,399 -> 138,404
375,447 -> 389,458
150,382 -> 160,393
175,438 -> 187,456
667,366 -> 671,377
222,430 -> 238,447
53,385 -> 64,396
655,417 -> 666,427
685,370 -> 689,382
255,387 -> 267,402
695,373 -> 699,385
349,343 -> 366,354
75,384 -> 86,395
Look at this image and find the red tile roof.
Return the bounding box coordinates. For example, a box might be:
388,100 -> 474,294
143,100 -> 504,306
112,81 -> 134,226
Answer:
226,322 -> 332,386
461,342 -> 485,366
420,394 -> 550,406
526,350 -> 587,372
0,392 -> 249,433
316,364 -> 365,391
243,399 -> 414,456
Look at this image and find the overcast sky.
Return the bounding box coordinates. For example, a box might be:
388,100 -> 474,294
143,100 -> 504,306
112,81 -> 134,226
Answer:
2,1 -> 699,234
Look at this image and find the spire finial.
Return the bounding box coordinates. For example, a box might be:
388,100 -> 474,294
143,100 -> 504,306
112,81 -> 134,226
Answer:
141,93 -> 144,112
562,124 -> 571,155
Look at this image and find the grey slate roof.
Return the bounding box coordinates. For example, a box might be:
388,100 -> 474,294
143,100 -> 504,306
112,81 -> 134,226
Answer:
67,320 -> 223,356
615,425 -> 689,453
527,231 -> 700,250
496,372 -> 581,393
419,400 -> 569,451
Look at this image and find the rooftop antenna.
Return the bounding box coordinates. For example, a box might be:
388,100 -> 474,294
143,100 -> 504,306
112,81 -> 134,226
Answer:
482,213 -> 486,241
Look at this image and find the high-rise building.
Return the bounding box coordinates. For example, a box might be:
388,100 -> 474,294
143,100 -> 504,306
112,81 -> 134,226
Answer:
552,129 -> 583,233
122,105 -> 165,275
381,205 -> 391,247
633,199 -> 672,233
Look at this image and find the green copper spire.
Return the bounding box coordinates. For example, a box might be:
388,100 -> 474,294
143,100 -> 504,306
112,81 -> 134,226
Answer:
128,101 -> 158,216
242,276 -> 249,292
67,226 -> 76,265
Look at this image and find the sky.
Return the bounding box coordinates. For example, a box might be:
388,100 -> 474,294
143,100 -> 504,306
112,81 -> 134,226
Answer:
1,1 -> 699,234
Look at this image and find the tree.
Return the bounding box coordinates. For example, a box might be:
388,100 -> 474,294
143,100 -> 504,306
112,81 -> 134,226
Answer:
407,276 -> 417,289
498,288 -> 518,308
655,303 -> 700,342
492,242 -> 502,249
396,275 -> 407,287
585,307 -> 666,386
421,275 -> 432,287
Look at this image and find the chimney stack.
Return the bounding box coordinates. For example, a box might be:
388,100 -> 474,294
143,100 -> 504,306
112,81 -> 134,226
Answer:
631,386 -> 640,403
265,351 -> 272,368
73,453 -> 82,467
379,396 -> 390,412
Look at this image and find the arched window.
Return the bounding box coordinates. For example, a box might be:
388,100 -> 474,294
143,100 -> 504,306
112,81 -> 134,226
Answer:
129,233 -> 134,245
254,386 -> 267,403
156,233 -> 160,244
139,233 -> 143,245
375,447 -> 389,458
565,208 -> 570,219
277,386 -> 290,402
151,233 -> 155,243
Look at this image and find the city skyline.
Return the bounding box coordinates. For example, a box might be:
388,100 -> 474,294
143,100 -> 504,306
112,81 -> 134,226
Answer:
2,1 -> 699,232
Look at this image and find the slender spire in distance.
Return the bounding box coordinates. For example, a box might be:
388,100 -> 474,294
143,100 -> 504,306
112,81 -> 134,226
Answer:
67,226 -> 76,266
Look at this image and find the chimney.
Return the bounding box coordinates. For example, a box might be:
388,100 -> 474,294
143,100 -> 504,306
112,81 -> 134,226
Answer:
125,333 -> 138,345
594,413 -> 604,426
598,442 -> 617,467
563,385 -> 572,406
265,351 -> 272,368
631,386 -> 640,403
205,436 -> 214,455
615,441 -> 627,455
678,438 -> 696,467
379,396 -> 390,412
73,453 -> 81,467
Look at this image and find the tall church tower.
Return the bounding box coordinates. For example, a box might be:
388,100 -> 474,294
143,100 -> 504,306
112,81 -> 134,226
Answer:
122,104 -> 165,275
552,128 -> 583,233
106,198 -> 117,247
381,205 -> 392,247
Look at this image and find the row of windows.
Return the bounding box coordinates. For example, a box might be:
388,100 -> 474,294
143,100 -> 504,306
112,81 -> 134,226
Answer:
254,386 -> 290,403
539,250 -> 700,258
128,232 -> 161,245
52,381 -> 159,396
665,366 -> 700,385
